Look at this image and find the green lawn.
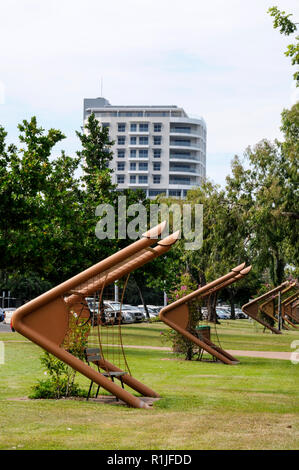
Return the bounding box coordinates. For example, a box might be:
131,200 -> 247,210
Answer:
2,319 -> 298,352
0,322 -> 298,450
89,319 -> 299,352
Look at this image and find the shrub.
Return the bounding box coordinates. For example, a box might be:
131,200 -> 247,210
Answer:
30,313 -> 90,399
162,272 -> 203,360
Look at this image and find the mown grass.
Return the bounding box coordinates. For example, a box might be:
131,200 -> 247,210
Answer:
91,319 -> 298,352
2,319 -> 298,352
0,325 -> 298,450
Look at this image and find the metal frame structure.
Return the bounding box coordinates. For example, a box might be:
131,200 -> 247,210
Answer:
281,291 -> 299,328
12,222 -> 179,409
257,283 -> 297,331
159,263 -> 252,365
284,297 -> 299,325
242,281 -> 297,334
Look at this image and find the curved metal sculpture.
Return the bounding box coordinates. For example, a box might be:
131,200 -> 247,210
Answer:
282,294 -> 299,327
159,264 -> 252,365
242,281 -> 298,334
283,296 -> 299,325
12,222 -> 179,409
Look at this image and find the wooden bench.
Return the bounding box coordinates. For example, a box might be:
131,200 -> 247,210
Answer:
84,348 -> 127,401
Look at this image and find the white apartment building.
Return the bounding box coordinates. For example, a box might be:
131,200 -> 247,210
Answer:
83,97 -> 207,198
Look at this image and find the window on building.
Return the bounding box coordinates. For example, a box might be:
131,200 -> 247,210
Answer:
139,175 -> 148,184
139,136 -> 148,145
130,162 -> 136,171
139,162 -> 148,171
172,126 -> 191,133
153,136 -> 161,145
117,136 -> 125,145
139,123 -> 148,132
153,123 -> 162,132
153,175 -> 161,184
102,122 -> 110,129
169,176 -> 191,185
130,136 -> 137,145
153,162 -> 161,171
130,123 -> 137,132
149,189 -> 166,197
169,190 -> 182,197
117,123 -> 126,132
130,149 -> 137,158
153,149 -> 161,158
130,175 -> 136,184
119,112 -> 143,117
117,175 -> 125,184
117,149 -> 125,158
139,149 -> 148,158
173,139 -> 190,146
117,162 -> 125,171
170,151 -> 191,159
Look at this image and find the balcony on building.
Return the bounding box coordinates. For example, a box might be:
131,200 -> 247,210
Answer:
169,123 -> 202,139
169,163 -> 200,177
169,137 -> 201,152
169,175 -> 198,187
169,150 -> 201,163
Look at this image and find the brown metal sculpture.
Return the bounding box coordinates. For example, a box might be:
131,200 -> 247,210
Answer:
284,297 -> 299,325
281,291 -> 299,328
257,283 -> 297,331
159,264 -> 252,365
12,222 -> 179,409
242,281 -> 298,334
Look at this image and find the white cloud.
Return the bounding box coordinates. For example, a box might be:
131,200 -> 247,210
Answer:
0,0 -> 298,185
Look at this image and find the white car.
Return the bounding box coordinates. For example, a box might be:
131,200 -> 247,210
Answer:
84,299 -> 135,324
103,301 -> 135,324
235,308 -> 248,319
147,305 -> 163,315
216,307 -> 230,320
137,306 -> 158,319
122,305 -> 145,322
3,308 -> 17,325
201,307 -> 208,320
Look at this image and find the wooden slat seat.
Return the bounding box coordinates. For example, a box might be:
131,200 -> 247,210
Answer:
84,348 -> 127,401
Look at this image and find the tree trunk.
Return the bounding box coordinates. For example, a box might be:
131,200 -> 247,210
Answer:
133,275 -> 150,320
272,250 -> 285,286
207,292 -> 218,323
228,288 -> 235,320
275,255 -> 285,286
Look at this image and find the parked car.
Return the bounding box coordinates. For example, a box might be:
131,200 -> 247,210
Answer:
122,305 -> 145,322
103,301 -> 135,324
235,308 -> 248,319
216,307 -> 230,320
137,306 -> 158,319
85,299 -> 136,325
0,308 -> 5,323
120,311 -> 135,324
201,307 -> 208,320
85,297 -> 104,325
3,308 -> 17,325
218,306 -> 231,314
146,305 -> 163,315
106,308 -> 135,324
104,300 -> 122,310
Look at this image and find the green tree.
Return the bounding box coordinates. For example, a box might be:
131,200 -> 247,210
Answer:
226,105 -> 298,286
0,118 -> 70,281
268,6 -> 299,86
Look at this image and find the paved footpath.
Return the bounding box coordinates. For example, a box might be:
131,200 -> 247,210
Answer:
226,350 -> 292,360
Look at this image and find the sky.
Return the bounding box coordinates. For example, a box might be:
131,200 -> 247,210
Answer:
0,0 -> 298,186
